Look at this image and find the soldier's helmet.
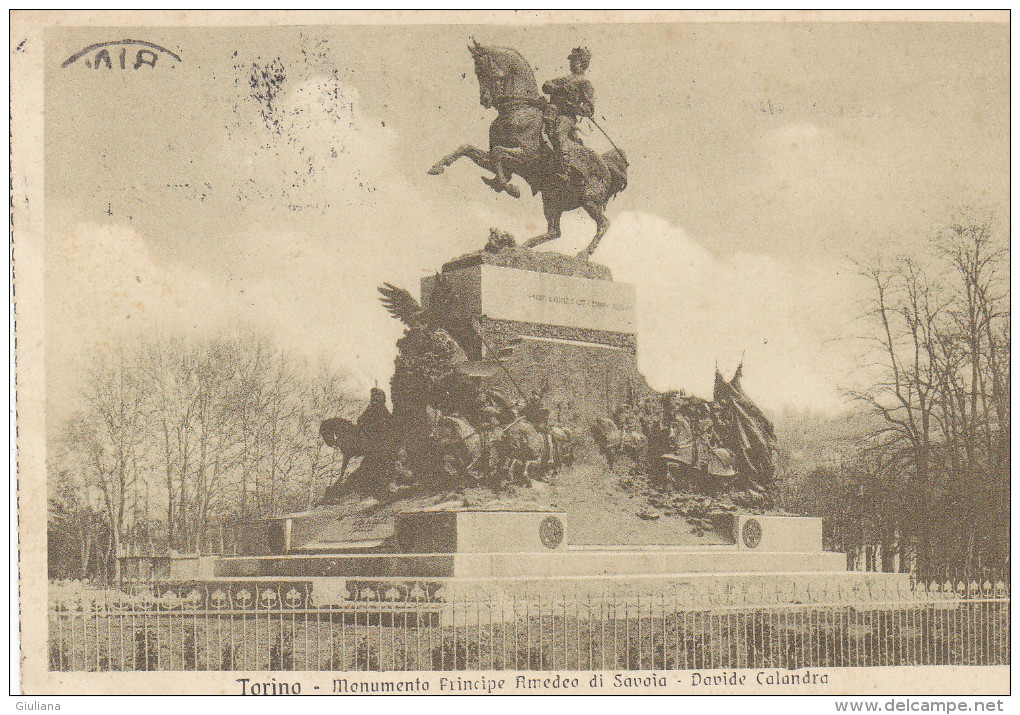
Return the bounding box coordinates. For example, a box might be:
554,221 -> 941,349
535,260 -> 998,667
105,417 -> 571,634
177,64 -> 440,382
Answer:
568,46 -> 591,69
370,387 -> 386,402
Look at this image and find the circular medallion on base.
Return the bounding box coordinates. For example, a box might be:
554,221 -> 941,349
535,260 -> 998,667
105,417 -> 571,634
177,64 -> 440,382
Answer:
539,515 -> 564,549
742,518 -> 762,549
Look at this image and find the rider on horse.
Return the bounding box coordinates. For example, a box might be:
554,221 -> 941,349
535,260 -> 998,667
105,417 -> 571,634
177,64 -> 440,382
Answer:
429,41 -> 628,259
357,387 -> 399,474
542,47 -> 599,186
358,388 -> 392,436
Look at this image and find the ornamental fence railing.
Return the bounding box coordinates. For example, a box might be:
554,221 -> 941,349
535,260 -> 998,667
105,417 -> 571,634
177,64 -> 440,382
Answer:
48,578 -> 1009,672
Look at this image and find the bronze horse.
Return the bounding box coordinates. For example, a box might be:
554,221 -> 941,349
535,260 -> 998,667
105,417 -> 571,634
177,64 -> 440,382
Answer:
428,42 -> 628,260
319,417 -> 365,482
591,416 -> 647,469
318,416 -> 402,504
505,421 -> 574,483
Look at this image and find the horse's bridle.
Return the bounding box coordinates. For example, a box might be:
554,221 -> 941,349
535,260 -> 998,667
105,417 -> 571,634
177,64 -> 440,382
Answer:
477,49 -> 544,114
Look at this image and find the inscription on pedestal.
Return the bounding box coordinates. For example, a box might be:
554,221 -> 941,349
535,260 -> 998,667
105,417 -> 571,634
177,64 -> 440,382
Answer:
423,264 -> 636,337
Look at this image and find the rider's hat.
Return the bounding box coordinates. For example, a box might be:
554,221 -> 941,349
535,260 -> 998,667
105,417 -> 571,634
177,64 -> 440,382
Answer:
568,47 -> 592,65
370,386 -> 386,400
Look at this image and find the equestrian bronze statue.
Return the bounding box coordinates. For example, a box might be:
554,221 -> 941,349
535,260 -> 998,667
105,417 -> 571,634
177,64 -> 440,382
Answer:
428,42 -> 628,260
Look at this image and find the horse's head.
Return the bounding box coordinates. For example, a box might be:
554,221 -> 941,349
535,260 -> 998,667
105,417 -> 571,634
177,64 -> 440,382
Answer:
468,39 -> 498,108
320,417 -> 357,451
468,39 -> 538,109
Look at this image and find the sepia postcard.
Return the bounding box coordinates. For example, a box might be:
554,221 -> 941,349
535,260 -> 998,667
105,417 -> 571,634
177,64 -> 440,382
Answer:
11,10 -> 1010,698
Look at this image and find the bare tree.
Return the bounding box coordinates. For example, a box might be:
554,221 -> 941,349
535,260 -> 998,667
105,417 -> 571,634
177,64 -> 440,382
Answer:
49,333 -> 360,570
61,349 -> 149,579
850,213 -> 1009,577
47,455 -> 110,580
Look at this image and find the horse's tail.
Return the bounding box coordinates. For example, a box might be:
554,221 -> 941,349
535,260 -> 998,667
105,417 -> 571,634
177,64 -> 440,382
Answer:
602,148 -> 629,200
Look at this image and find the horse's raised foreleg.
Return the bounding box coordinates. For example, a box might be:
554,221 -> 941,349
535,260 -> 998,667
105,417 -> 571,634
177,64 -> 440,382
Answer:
490,146 -> 522,199
524,202 -> 562,249
428,145 -> 494,177
577,202 -> 611,260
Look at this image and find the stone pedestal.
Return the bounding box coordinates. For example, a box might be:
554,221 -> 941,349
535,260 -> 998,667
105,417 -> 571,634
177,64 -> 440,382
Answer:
421,248 -> 653,425
422,261 -> 637,342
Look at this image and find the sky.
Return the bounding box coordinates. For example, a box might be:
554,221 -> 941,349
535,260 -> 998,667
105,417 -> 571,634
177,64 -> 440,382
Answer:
42,21 -> 1009,419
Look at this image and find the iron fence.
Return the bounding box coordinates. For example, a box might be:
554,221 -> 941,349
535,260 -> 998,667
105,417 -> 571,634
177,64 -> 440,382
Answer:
48,577 -> 1009,672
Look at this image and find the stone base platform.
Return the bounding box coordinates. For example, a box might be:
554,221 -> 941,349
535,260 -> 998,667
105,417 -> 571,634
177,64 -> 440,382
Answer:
214,509 -> 842,580
155,508 -> 871,623
214,547 -> 847,580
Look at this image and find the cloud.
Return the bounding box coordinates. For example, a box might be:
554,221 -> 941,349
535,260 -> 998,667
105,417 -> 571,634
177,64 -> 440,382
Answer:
44,220 -> 406,425
589,211 -> 864,411
47,223 -> 234,350
44,73 -> 489,418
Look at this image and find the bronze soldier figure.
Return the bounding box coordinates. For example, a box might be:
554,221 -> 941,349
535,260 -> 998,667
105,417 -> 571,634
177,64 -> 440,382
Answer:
357,387 -> 398,477
357,387 -> 392,437
542,47 -> 596,185
522,389 -> 552,432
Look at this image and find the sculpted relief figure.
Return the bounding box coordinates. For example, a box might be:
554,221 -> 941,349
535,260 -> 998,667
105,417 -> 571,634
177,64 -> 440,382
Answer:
318,387 -> 403,504
357,387 -> 394,451
428,41 -> 628,260
318,275 -> 578,502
